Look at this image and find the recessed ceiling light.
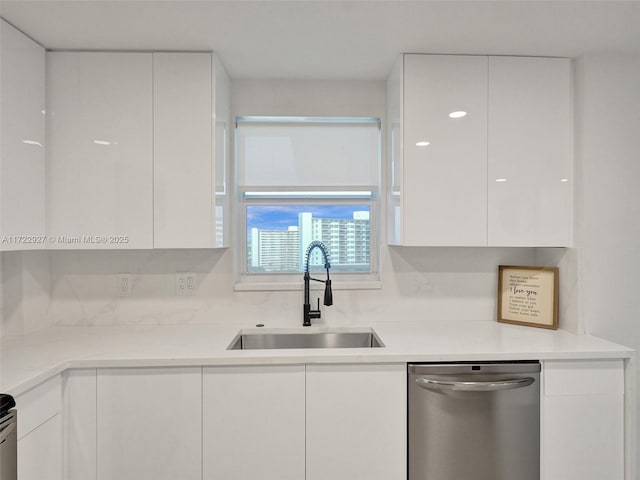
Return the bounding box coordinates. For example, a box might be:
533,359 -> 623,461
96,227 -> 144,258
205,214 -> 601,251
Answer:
560,178 -> 569,182
415,141 -> 430,147
495,178 -> 507,182
93,140 -> 112,146
22,140 -> 43,147
449,111 -> 467,119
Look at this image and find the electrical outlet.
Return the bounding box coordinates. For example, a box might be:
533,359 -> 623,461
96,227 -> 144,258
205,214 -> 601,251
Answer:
176,272 -> 196,296
118,274 -> 132,297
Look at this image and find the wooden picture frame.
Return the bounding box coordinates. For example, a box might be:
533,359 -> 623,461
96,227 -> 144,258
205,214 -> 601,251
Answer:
497,265 -> 559,330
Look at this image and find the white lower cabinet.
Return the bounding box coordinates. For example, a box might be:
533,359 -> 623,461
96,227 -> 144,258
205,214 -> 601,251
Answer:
96,367 -> 202,480
57,360 -> 625,480
306,363 -> 407,480
63,369 -> 97,480
202,363 -> 406,480
15,374 -> 62,480
202,365 -> 306,480
18,414 -> 63,480
61,364 -> 405,480
541,359 -> 624,480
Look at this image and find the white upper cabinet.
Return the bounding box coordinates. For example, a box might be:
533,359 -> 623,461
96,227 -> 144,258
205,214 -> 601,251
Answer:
153,52 -> 230,248
0,20 -> 46,250
401,54 -> 488,246
46,51 -> 229,250
46,52 -> 154,249
388,54 -> 572,247
488,56 -> 572,246
213,54 -> 231,248
153,52 -> 213,248
386,56 -> 403,245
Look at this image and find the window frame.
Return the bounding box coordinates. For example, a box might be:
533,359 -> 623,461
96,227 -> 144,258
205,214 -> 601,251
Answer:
234,116 -> 382,291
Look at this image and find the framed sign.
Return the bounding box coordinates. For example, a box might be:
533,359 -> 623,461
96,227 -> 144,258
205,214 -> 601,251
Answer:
497,265 -> 558,330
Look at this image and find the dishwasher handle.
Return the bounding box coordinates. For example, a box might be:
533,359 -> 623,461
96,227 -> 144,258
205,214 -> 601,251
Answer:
416,376 -> 535,392
0,421 -> 15,445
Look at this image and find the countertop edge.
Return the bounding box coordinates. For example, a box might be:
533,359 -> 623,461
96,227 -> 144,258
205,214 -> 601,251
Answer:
6,348 -> 634,397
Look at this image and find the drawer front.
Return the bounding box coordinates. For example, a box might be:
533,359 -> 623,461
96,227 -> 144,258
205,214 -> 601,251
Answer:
543,359 -> 624,396
15,375 -> 61,439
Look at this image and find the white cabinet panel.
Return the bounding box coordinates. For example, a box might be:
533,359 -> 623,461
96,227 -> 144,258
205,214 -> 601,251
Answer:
403,55 -> 488,246
306,363 -> 406,480
488,56 -> 572,246
387,55 -> 403,245
18,414 -> 63,480
543,395 -> 623,480
96,367 -> 201,480
63,369 -> 97,480
0,20 -> 46,250
15,374 -> 61,439
544,359 -> 624,395
213,54 -> 231,248
202,365 -> 305,480
542,360 -> 624,480
46,52 -> 153,249
153,53 -> 214,248
387,54 -> 572,247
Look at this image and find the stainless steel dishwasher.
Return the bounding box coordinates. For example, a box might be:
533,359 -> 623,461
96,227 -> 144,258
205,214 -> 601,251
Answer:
0,394 -> 17,480
408,362 -> 540,480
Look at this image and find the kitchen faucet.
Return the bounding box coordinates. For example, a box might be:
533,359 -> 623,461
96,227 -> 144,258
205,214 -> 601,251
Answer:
303,241 -> 332,326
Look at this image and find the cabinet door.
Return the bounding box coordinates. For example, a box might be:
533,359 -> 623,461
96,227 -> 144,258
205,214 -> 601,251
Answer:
96,367 -> 201,480
47,52 -> 153,249
488,57 -> 572,246
542,360 -> 624,480
212,54 -> 231,248
0,20 -> 46,250
15,372 -> 62,480
403,54 -> 488,246
15,374 -> 61,440
153,53 -> 214,248
18,414 -> 63,480
63,369 -> 97,480
202,365 -> 305,480
387,55 -> 403,245
306,363 -> 406,480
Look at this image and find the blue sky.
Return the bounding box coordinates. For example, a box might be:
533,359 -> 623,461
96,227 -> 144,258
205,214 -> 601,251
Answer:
247,205 -> 368,231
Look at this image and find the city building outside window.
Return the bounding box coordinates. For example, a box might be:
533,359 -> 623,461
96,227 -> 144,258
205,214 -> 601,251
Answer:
235,117 -> 381,289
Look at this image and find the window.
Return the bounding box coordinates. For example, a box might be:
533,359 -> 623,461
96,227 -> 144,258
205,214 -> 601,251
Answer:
235,117 -> 381,289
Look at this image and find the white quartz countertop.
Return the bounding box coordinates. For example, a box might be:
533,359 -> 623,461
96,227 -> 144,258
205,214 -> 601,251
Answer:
1,320 -> 633,396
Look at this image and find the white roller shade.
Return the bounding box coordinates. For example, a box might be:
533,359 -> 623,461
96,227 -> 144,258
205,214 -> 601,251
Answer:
237,119 -> 380,188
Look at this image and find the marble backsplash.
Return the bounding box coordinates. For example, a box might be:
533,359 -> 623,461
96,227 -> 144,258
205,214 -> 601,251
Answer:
0,245 -> 581,331
1,250 -> 52,335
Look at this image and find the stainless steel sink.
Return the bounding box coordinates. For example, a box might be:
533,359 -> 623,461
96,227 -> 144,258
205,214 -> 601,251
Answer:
227,329 -> 384,350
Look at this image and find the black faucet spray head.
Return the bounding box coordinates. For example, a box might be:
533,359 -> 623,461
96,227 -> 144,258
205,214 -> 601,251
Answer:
324,279 -> 333,306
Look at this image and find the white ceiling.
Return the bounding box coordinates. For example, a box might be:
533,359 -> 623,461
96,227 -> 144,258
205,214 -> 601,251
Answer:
2,1 -> 640,80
